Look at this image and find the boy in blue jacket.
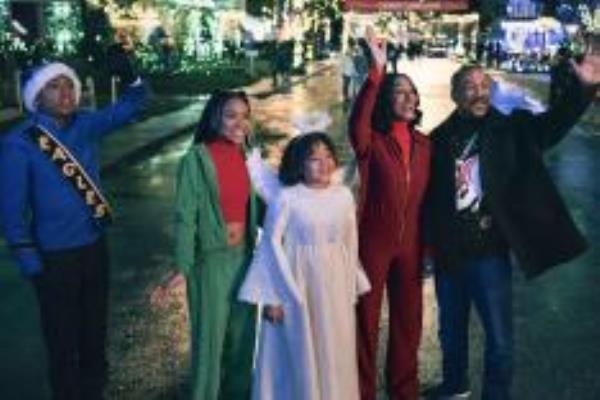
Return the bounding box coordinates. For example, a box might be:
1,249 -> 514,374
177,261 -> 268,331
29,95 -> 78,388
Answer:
0,45 -> 146,399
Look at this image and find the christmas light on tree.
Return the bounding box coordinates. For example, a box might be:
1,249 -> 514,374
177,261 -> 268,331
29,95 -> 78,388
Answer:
0,0 -> 9,49
44,1 -> 83,55
579,4 -> 600,33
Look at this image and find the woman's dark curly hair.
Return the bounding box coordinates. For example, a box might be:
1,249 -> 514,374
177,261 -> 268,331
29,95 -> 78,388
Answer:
278,132 -> 339,186
193,90 -> 250,143
371,73 -> 422,134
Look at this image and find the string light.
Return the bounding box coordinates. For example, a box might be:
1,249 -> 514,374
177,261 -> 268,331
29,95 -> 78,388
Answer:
44,1 -> 82,55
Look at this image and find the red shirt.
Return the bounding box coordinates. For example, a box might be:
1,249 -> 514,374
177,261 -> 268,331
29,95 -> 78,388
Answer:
206,138 -> 250,224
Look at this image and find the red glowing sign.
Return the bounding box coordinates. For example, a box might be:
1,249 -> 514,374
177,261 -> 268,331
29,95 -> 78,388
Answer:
344,0 -> 470,12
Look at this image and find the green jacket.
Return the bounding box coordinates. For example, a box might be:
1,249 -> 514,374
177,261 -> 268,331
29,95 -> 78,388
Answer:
174,144 -> 260,275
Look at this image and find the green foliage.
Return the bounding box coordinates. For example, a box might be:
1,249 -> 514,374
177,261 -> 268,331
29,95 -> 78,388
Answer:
147,65 -> 254,95
471,0 -> 505,31
0,0 -> 10,56
0,0 -> 8,35
44,1 -> 83,55
78,4 -> 114,65
305,0 -> 343,19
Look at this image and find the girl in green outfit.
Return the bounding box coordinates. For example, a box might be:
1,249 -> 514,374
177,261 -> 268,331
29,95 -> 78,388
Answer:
154,90 -> 259,400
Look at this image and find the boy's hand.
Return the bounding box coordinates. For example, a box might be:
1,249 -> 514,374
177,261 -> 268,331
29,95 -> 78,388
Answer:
107,38 -> 137,85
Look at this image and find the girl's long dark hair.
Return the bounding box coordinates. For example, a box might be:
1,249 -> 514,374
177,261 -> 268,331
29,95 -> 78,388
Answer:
371,73 -> 422,134
193,90 -> 250,143
279,132 -> 339,186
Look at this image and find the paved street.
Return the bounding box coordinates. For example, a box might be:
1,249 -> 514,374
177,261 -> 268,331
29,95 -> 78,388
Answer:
0,58 -> 599,399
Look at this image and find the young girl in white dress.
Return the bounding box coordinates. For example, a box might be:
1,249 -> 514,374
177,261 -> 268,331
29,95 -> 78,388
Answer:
239,132 -> 370,400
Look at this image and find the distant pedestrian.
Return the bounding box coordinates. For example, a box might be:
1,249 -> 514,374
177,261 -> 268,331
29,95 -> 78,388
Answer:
0,42 -> 146,399
239,132 -> 370,400
424,51 -> 599,399
476,39 -> 485,64
152,90 -> 260,400
386,41 -> 402,73
342,40 -> 357,103
353,43 -> 369,96
272,27 -> 294,91
493,41 -> 503,69
549,46 -> 575,108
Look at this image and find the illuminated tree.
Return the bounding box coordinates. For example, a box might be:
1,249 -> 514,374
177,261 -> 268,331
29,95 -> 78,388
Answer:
0,0 -> 8,34
470,0 -> 505,31
44,1 -> 83,55
305,0 -> 343,54
0,0 -> 9,52
247,0 -> 276,17
0,0 -> 10,71
81,5 -> 114,64
556,1 -> 600,33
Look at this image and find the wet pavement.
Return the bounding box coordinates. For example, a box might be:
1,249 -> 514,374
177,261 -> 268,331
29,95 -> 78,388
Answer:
0,57 -> 599,399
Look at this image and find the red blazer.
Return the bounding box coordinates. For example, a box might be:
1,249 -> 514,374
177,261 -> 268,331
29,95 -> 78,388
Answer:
349,70 -> 431,252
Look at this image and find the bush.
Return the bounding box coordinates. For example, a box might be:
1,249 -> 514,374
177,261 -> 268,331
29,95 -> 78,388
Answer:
147,66 -> 253,95
68,57 -> 264,98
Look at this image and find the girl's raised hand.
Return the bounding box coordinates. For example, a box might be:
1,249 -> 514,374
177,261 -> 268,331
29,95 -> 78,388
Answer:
365,28 -> 387,73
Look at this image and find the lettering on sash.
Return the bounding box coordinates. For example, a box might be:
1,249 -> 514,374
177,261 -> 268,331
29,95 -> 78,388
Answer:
76,175 -> 88,191
38,135 -> 52,151
52,147 -> 68,162
86,190 -> 97,205
63,162 -> 77,177
95,204 -> 108,218
29,125 -> 112,225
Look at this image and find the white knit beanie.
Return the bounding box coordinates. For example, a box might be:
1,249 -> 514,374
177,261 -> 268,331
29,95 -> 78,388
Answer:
23,62 -> 82,113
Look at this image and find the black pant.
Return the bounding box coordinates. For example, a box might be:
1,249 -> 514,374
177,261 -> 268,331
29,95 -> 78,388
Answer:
33,238 -> 109,400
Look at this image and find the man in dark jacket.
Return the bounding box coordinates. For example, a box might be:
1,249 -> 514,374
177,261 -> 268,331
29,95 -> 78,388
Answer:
425,55 -> 598,400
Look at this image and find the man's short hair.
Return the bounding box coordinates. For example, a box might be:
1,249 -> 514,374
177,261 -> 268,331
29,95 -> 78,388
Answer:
450,64 -> 485,103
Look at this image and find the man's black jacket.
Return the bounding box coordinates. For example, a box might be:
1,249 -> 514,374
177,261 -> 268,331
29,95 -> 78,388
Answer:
424,82 -> 593,279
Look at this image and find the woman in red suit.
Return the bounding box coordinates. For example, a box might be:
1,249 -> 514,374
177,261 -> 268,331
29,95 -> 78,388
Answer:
349,36 -> 431,400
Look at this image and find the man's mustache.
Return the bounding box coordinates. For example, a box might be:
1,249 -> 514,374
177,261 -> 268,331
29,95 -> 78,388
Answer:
469,96 -> 490,106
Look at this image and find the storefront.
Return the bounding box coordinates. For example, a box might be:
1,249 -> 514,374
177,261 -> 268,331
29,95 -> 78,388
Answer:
342,0 -> 476,58
500,17 -> 566,55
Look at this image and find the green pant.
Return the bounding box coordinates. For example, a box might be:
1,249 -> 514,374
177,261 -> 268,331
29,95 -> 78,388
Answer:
186,247 -> 256,400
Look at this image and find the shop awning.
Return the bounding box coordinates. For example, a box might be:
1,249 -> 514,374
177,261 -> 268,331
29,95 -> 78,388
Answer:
344,0 -> 469,12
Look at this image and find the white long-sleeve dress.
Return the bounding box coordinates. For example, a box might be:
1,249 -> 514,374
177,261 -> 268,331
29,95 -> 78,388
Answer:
239,183 -> 370,400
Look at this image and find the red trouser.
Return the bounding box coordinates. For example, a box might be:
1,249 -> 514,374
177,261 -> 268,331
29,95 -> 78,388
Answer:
357,239 -> 423,400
